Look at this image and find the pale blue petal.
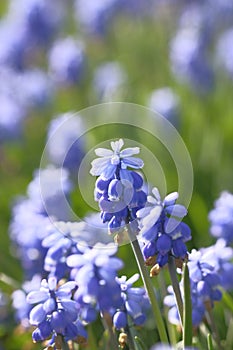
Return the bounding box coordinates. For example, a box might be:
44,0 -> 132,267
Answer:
111,139 -> 124,152
122,157 -> 144,169
95,148 -> 113,157
26,291 -> 48,304
29,304 -> 46,325
90,157 -> 111,176
164,192 -> 179,205
120,147 -> 140,157
101,164 -> 116,180
43,298 -> 56,313
136,206 -> 152,219
59,281 -> 77,291
152,187 -> 161,202
125,273 -> 139,286
66,254 -> 85,267
166,204 -> 187,217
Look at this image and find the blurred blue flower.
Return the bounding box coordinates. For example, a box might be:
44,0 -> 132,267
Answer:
113,273 -> 147,329
46,113 -> 86,173
0,93 -> 26,142
27,166 -> 73,221
137,188 -> 190,267
0,21 -> 29,71
17,69 -> 54,108
147,87 -> 180,127
93,61 -> 127,101
42,220 -> 103,279
74,0 -> 119,36
216,28 -> 233,79
209,191 -> 233,244
48,37 -> 86,85
170,23 -> 214,93
198,239 -> 233,291
67,243 -> 123,315
8,0 -> 65,47
12,274 -> 41,327
10,198 -> 50,278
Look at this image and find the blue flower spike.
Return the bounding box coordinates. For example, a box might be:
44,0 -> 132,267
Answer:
137,187 -> 191,268
90,139 -> 147,236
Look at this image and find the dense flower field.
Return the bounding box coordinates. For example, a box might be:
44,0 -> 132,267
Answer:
1,1 -> 233,349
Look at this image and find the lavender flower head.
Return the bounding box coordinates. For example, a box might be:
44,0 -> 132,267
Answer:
26,276 -> 87,343
113,273 -> 147,329
137,188 -> 191,267
46,113 -> 86,173
147,87 -> 180,126
215,28 -> 233,79
165,247 -> 222,328
208,191 -> 233,244
8,0 -> 65,46
67,242 -> 123,315
93,61 -> 127,102
16,69 -> 54,108
90,139 -> 147,235
74,0 -> 119,36
48,37 -> 86,85
170,26 -> 214,92
27,167 -> 73,221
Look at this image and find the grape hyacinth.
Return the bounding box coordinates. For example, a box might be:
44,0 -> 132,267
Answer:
164,247 -> 223,328
113,273 -> 148,329
26,276 -> 87,344
90,139 -> 146,235
48,37 -> 86,86
137,187 -> 191,267
46,113 -> 86,174
209,191 -> 233,244
67,243 -> 123,319
147,87 -> 180,127
93,61 -> 127,102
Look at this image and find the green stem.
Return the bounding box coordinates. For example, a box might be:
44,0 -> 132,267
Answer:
207,333 -> 214,350
168,256 -> 183,326
183,262 -> 192,347
128,228 -> 168,343
205,306 -> 223,350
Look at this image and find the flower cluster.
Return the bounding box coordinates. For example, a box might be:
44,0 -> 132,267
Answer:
90,139 -> 147,235
67,243 -> 123,321
113,273 -> 148,329
208,191 -> 233,244
137,188 -> 191,267
26,277 -> 86,344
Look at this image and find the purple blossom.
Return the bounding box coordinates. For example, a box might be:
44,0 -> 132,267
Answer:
93,61 -> 127,101
26,276 -> 86,343
27,167 -> 73,221
8,0 -> 65,47
48,37 -> 86,85
74,0 -> 119,36
208,191 -> 233,244
67,243 -> 123,315
137,188 -> 191,267
90,139 -> 144,180
113,274 -> 147,329
46,113 -> 86,173
12,274 -> 41,327
216,28 -> 233,79
91,139 -> 146,235
147,87 -> 180,126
